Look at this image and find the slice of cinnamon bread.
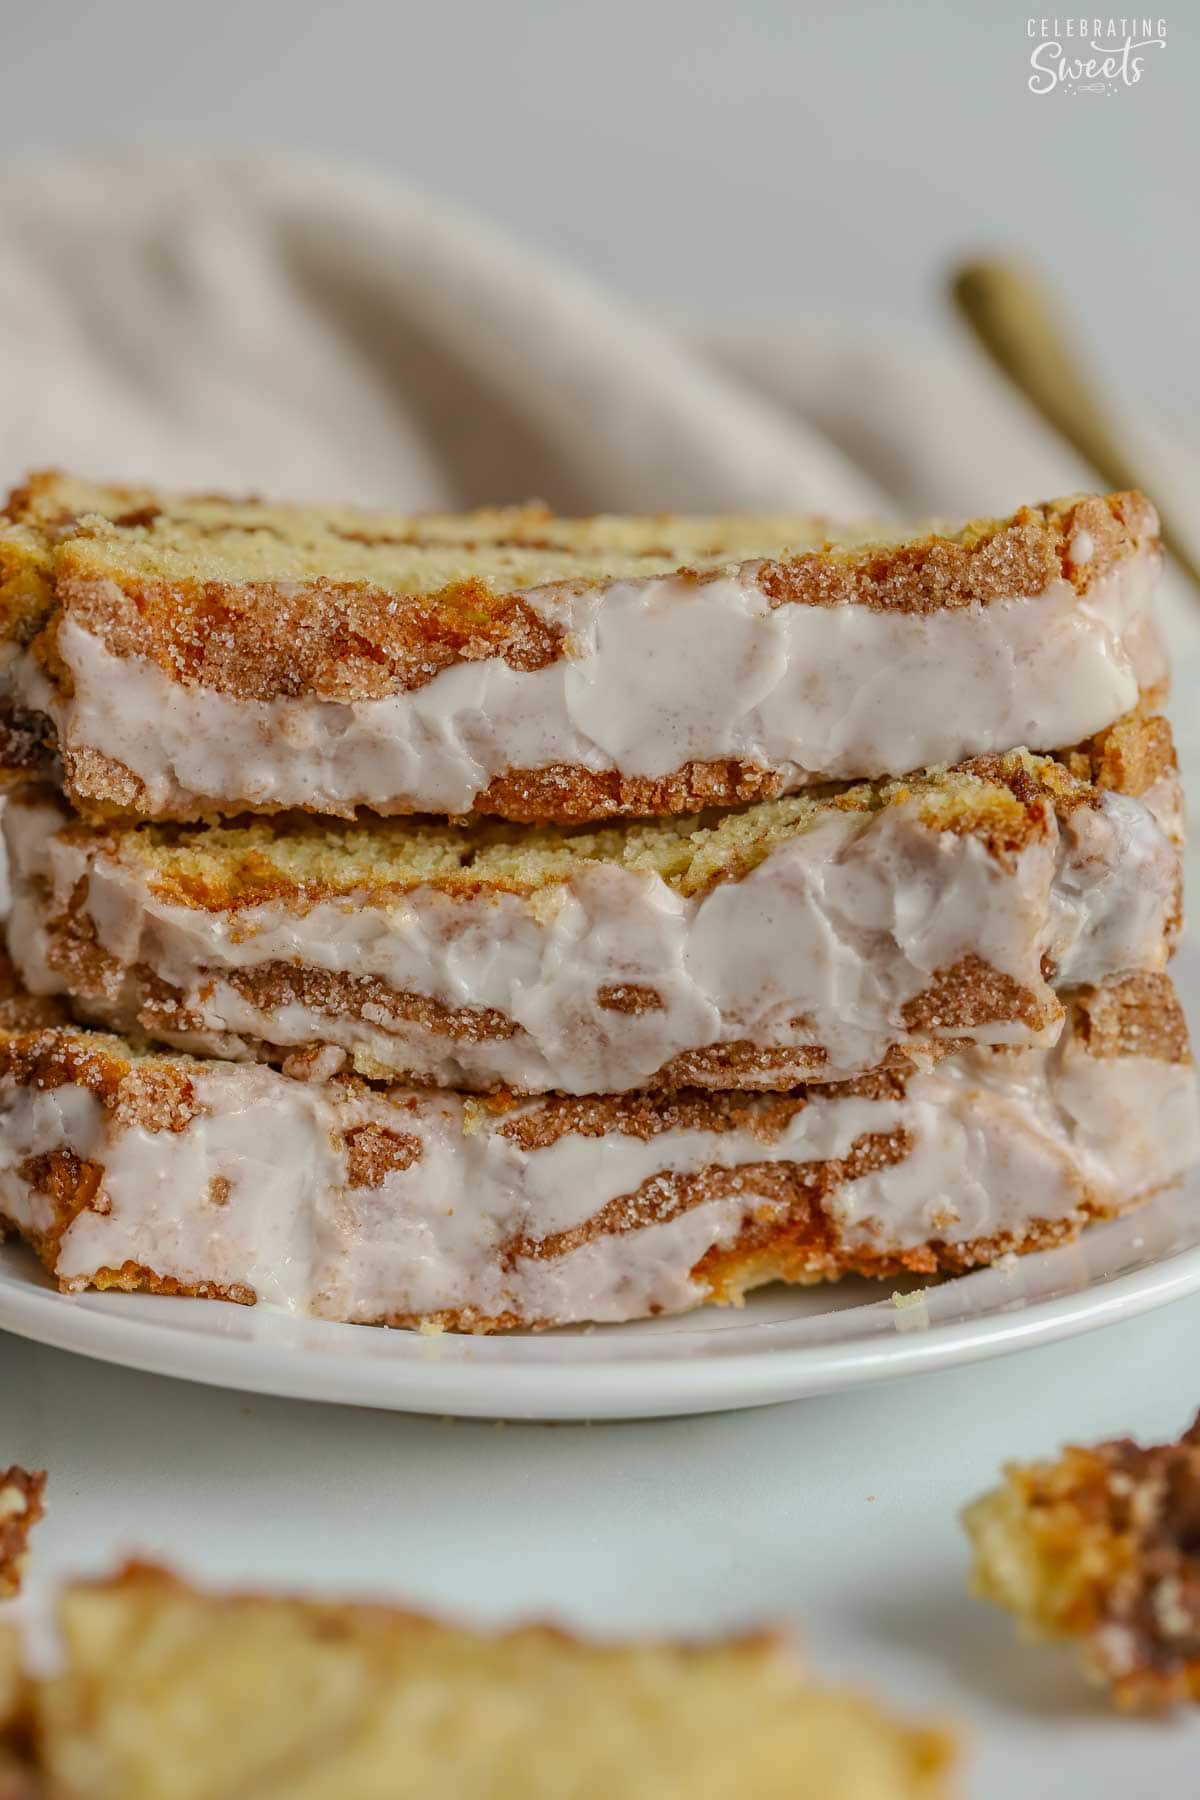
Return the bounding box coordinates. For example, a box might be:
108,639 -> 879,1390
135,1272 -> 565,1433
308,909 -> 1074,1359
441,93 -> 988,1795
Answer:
0,968 -> 1194,1330
0,470 -> 1163,823
5,714 -> 1181,1093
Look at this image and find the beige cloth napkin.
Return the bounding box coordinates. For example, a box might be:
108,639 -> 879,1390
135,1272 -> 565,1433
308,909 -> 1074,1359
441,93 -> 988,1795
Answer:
0,150 -> 1112,515
0,150 -> 1194,824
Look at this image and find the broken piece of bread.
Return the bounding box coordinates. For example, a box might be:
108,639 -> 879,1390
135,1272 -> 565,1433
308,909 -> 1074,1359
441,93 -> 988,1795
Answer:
0,1472 -> 44,1603
965,1412 -> 1200,1708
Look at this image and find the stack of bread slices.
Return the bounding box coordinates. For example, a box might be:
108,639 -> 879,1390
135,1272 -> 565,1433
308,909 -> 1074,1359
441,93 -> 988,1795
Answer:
0,472 -> 1193,1329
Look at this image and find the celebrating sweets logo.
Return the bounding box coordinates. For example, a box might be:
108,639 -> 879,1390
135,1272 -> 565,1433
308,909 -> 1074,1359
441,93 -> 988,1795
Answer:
1027,17 -> 1167,93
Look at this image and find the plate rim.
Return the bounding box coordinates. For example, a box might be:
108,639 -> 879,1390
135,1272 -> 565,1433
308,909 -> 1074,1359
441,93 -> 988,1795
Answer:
3,1228 -> 1200,1419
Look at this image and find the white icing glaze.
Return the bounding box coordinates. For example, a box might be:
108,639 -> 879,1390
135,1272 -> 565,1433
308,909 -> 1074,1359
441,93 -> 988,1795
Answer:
6,782 -> 1179,1093
0,1012 -> 1194,1327
5,549 -> 1165,817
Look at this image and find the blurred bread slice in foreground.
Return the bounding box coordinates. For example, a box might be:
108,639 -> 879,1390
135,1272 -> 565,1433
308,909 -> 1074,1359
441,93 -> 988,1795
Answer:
0,1563 -> 955,1798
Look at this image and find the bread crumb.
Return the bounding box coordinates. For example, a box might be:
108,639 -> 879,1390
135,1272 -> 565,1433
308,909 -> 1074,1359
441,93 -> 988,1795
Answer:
891,1289 -> 931,1333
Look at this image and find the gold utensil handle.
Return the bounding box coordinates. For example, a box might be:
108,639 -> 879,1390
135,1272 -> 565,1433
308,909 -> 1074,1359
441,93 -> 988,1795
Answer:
952,259 -> 1200,590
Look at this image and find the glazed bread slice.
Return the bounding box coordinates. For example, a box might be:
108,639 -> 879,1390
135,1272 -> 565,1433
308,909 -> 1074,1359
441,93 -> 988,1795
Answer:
965,1412 -> 1200,1711
0,470 -> 1164,823
5,714 -> 1182,1093
1,1564 -> 953,1799
0,971 -> 1194,1330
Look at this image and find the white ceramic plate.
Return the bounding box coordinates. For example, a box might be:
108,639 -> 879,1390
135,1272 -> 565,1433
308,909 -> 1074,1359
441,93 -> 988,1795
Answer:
2,1188 -> 1199,1419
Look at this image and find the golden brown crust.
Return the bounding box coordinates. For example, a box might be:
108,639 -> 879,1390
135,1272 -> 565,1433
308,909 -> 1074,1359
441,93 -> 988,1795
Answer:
0,1010 -> 206,1136
51,569 -> 567,704
694,1195 -> 1111,1306
0,1032 -> 189,1120
0,1470 -> 45,1601
77,1263 -> 256,1305
755,491 -> 1156,613
1066,705 -> 1180,827
470,759 -> 794,826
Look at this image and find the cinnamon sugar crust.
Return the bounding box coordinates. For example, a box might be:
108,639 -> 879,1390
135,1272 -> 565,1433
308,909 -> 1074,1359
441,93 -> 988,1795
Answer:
594,982 -> 666,1016
900,956 -> 1059,1035
471,759 -> 795,826
495,1089 -> 814,1152
505,1129 -> 912,1264
0,1469 -> 45,1601
222,965 -> 519,1047
0,1005 -> 206,1135
344,1123 -> 423,1187
966,1413 -> 1200,1710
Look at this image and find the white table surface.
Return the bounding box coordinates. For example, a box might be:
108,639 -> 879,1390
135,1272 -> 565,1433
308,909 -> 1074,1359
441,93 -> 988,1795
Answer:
3,1292 -> 1200,1798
